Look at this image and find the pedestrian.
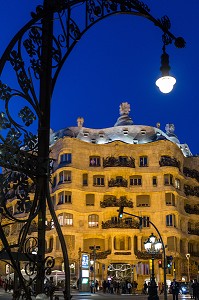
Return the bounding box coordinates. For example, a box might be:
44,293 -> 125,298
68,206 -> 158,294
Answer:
143,281 -> 147,294
170,278 -> 180,300
192,279 -> 199,300
127,282 -> 132,294
102,280 -> 107,293
189,280 -> 193,299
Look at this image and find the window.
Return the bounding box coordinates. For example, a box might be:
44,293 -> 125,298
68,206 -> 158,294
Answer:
90,156 -> 100,167
152,176 -> 157,186
58,191 -> 72,204
175,178 -> 181,190
164,174 -> 173,185
142,216 -> 150,228
59,171 -> 71,183
83,174 -> 88,186
88,214 -> 99,227
86,194 -> 95,206
130,176 -> 142,186
60,153 -> 72,164
93,175 -> 105,186
136,195 -> 150,207
58,213 -> 73,226
139,156 -> 148,167
165,193 -> 175,206
167,236 -> 177,251
166,214 -> 176,227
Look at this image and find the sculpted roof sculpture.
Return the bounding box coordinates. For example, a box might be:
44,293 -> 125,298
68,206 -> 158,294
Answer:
50,102 -> 192,157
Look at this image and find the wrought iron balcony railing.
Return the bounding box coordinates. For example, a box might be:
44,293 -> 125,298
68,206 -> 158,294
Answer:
103,156 -> 135,168
184,204 -> 199,215
159,156 -> 180,169
108,177 -> 128,187
102,219 -> 139,229
184,185 -> 199,197
188,229 -> 199,236
135,250 -> 162,259
100,196 -> 133,208
183,167 -> 199,182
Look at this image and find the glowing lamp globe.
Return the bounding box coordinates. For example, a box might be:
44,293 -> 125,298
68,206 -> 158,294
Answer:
156,75 -> 176,94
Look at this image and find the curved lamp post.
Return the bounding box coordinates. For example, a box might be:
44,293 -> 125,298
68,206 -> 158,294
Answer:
144,233 -> 162,300
0,1 -> 185,299
118,207 -> 167,300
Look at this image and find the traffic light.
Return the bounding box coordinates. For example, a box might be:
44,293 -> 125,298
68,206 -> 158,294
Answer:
158,260 -> 162,268
166,255 -> 173,268
118,206 -> 124,218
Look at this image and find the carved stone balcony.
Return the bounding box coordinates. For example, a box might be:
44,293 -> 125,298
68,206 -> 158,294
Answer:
103,156 -> 135,168
188,229 -> 199,236
184,204 -> 199,215
102,218 -> 139,229
108,177 -> 128,187
100,196 -> 133,208
159,156 -> 180,170
184,185 -> 199,197
184,167 -> 199,183
135,250 -> 162,259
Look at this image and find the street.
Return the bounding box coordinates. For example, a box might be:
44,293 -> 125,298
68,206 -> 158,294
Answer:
0,289 -> 192,300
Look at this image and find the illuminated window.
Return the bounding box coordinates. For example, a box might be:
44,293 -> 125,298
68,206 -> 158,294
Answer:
90,156 -> 101,167
175,178 -> 181,190
88,214 -> 99,227
58,213 -> 73,226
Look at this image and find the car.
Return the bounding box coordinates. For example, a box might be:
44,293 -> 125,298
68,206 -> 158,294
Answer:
179,282 -> 189,295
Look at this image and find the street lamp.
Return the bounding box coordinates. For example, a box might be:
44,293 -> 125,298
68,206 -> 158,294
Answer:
144,233 -> 162,300
156,46 -> 176,94
186,253 -> 190,282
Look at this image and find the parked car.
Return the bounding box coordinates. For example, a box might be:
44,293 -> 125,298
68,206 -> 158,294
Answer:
168,282 -> 189,295
179,282 -> 189,295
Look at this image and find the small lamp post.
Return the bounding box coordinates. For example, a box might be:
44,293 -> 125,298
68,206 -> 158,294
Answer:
144,233 -> 162,300
186,253 -> 190,282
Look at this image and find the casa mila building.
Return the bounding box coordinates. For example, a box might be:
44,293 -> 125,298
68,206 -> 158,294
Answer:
4,102 -> 199,289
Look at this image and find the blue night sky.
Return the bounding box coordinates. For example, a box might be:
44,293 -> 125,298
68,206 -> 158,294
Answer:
0,1 -> 198,155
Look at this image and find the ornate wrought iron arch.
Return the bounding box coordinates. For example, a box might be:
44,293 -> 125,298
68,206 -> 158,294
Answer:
0,1 -> 185,300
